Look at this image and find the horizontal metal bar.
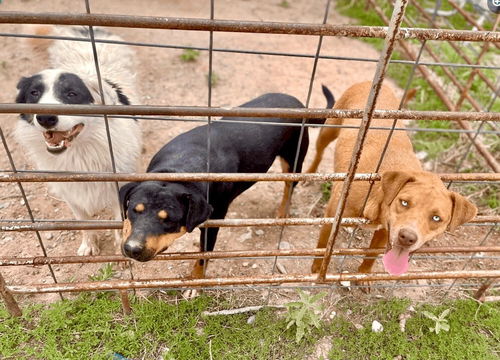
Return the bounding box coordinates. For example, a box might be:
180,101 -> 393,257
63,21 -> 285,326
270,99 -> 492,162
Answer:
0,215 -> 496,232
3,32 -> 500,70
7,269 -> 500,294
1,246 -> 499,266
0,171 -> 497,183
0,12 -> 498,42
1,104 -> 499,122
73,114 -> 500,135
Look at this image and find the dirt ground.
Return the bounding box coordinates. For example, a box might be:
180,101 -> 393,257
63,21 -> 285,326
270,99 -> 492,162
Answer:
0,0 -> 496,305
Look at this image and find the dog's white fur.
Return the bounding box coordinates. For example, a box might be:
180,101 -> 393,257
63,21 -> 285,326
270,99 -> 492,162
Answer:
15,26 -> 141,255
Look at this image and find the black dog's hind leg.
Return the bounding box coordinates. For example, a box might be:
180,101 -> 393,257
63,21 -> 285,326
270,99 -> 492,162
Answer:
276,130 -> 309,218
191,204 -> 229,279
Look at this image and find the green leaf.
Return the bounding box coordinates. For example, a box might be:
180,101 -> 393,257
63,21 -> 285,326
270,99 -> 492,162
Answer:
440,322 -> 450,332
439,309 -> 451,320
422,311 -> 438,321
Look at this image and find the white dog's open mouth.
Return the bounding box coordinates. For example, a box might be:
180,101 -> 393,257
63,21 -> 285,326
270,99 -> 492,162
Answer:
43,124 -> 84,154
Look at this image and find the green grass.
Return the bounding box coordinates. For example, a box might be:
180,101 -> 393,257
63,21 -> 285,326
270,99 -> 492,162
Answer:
1,294 -> 498,359
180,49 -> 201,62
329,299 -> 500,360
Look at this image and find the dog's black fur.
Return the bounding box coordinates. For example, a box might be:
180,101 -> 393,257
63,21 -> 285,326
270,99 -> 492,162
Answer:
119,86 -> 334,266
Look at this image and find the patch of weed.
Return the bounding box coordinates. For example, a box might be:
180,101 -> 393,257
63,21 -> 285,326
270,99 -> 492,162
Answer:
180,48 -> 200,62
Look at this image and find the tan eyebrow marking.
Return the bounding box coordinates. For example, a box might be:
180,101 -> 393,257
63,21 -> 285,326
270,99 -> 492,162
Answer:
158,210 -> 168,219
134,203 -> 145,212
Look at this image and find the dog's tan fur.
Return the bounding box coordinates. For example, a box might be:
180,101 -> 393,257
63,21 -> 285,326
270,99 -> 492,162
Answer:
310,81 -> 477,274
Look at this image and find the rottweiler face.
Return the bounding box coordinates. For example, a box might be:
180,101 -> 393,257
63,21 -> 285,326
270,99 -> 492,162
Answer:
119,181 -> 212,262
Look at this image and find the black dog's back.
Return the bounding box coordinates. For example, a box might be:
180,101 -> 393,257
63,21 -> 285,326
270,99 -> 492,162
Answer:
120,87 -> 334,266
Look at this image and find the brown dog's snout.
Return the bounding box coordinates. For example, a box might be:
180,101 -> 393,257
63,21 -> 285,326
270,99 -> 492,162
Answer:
397,228 -> 417,247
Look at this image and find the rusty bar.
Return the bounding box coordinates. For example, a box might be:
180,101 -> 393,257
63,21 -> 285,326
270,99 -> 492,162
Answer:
455,15 -> 499,110
0,171 -> 498,183
318,0 -> 407,280
369,0 -> 500,172
119,290 -> 132,315
0,11 -> 498,42
448,0 -> 500,50
0,271 -> 22,317
1,103 -> 500,121
0,215 -> 497,233
0,245 -> 499,267
7,269 -> 500,294
474,278 -> 498,301
412,0 -> 498,95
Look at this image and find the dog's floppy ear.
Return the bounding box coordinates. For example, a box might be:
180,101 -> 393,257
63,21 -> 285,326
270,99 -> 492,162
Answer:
182,193 -> 213,232
448,192 -> 477,232
380,171 -> 415,205
15,76 -> 32,103
119,182 -> 138,217
364,171 -> 415,222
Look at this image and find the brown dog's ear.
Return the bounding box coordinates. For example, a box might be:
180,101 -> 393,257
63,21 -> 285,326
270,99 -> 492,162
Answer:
380,171 -> 415,205
363,188 -> 383,221
448,192 -> 477,232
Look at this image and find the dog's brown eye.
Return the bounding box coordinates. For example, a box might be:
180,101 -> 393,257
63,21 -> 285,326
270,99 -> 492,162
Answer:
67,91 -> 77,97
400,200 -> 409,207
30,90 -> 40,96
432,215 -> 441,222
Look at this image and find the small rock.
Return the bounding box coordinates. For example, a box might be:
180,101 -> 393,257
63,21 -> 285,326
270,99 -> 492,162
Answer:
45,233 -> 53,240
408,305 -> 416,313
251,264 -> 258,269
416,151 -> 428,160
20,199 -> 25,206
0,202 -> 9,209
329,311 -> 337,319
255,229 -> 264,236
340,271 -> 351,288
278,241 -> 291,250
371,320 -> 383,333
242,262 -> 249,267
247,315 -> 256,325
346,309 -> 353,316
3,236 -> 13,242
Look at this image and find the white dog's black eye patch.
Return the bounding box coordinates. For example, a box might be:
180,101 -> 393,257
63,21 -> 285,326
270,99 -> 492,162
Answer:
55,73 -> 95,105
15,74 -> 44,122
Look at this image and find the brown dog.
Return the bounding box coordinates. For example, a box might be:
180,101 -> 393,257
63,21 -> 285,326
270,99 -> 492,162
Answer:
309,81 -> 477,275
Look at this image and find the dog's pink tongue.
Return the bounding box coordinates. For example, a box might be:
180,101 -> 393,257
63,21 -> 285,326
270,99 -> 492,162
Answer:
383,248 -> 410,275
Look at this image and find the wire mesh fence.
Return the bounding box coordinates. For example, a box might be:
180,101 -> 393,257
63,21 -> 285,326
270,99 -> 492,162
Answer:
0,0 -> 498,317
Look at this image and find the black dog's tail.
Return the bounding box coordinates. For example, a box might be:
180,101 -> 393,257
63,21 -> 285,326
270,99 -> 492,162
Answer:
307,84 -> 335,125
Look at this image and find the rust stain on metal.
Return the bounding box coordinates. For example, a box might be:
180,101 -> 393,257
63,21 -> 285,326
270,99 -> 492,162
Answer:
0,246 -> 498,267
0,172 -> 497,183
6,269 -> 500,294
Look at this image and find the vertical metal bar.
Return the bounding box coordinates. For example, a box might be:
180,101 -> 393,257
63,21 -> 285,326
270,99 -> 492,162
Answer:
474,278 -> 497,301
0,271 -> 22,317
0,126 -> 63,300
318,0 -> 409,281
202,0 -> 215,277
268,0 -> 331,279
84,0 -> 136,285
119,289 -> 131,315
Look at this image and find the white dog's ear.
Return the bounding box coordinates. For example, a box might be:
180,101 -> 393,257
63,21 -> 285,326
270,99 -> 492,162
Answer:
448,192 -> 477,232
84,78 -> 117,105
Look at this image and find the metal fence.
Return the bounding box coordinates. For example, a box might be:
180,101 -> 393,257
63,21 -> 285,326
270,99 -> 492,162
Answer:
0,0 -> 499,317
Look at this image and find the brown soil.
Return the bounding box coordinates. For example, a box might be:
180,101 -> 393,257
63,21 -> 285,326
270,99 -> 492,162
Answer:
0,0 -> 495,306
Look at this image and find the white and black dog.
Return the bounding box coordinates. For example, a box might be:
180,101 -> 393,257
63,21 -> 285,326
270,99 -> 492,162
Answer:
15,26 -> 142,255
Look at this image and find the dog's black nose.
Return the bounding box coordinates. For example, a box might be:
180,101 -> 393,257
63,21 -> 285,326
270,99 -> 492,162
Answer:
123,241 -> 144,259
398,229 -> 417,247
36,115 -> 58,129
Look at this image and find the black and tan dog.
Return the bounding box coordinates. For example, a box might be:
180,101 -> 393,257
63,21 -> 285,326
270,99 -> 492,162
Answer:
119,87 -> 334,277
